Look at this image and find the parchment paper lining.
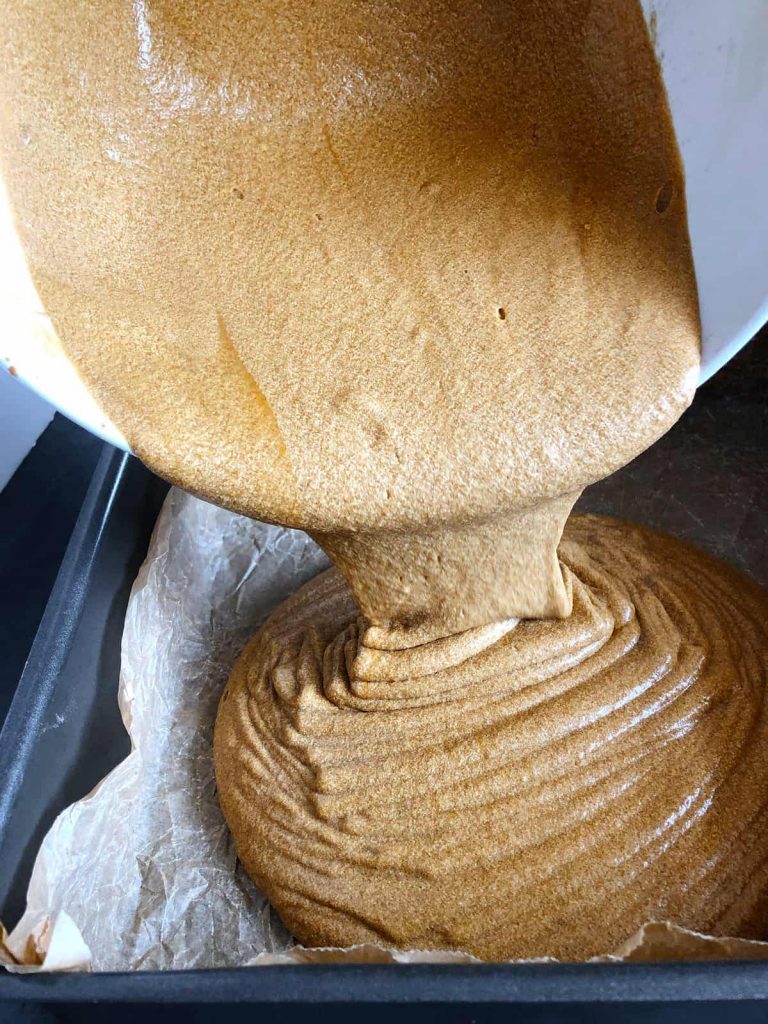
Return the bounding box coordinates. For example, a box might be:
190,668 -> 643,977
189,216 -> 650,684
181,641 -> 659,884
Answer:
3,489 -> 768,972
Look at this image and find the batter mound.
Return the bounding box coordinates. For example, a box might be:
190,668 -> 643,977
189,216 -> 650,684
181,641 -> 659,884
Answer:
214,517 -> 768,960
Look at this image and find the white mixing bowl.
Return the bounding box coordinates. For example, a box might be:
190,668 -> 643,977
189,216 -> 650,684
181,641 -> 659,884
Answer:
1,0 -> 766,450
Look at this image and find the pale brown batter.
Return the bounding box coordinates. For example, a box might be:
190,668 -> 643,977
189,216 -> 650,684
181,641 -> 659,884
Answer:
215,517 -> 768,960
2,0 -> 765,961
0,0 -> 699,631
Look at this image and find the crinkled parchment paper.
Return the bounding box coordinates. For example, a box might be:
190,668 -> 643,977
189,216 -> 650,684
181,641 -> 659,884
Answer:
3,489 -> 768,973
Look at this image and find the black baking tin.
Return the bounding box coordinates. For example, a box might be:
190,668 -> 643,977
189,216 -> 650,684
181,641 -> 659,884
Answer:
1,446 -> 768,1023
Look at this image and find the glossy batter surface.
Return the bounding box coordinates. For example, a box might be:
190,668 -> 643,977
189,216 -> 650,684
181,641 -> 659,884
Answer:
0,0 -> 699,633
215,517 -> 768,960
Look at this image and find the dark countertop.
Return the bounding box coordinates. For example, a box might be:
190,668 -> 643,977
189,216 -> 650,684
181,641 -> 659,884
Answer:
0,327 -> 765,735
578,328 -> 767,587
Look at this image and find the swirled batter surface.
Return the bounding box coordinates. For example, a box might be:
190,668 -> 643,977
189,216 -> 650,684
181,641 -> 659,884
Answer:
215,517 -> 768,960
